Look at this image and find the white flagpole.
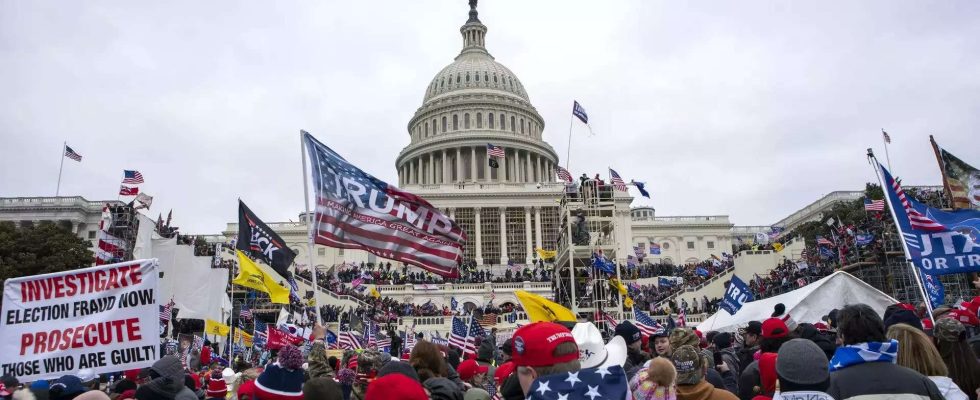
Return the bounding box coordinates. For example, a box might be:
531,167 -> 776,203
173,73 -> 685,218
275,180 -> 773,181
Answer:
866,150 -> 934,322
300,130 -> 322,325
565,113 -> 574,171
56,141 -> 66,196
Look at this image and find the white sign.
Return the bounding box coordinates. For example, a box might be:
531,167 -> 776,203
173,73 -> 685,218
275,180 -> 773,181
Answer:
1,259 -> 161,381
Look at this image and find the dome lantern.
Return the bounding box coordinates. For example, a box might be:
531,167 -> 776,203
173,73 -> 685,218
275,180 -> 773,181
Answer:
459,0 -> 489,57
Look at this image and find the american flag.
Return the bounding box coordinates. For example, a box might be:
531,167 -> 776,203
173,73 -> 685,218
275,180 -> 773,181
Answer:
451,297 -> 459,312
95,231 -> 127,265
864,198 -> 885,212
365,322 -> 378,347
883,165 -> 946,232
608,168 -> 627,191
192,335 -> 205,352
404,323 -> 417,352
449,316 -> 477,356
556,166 -> 573,183
882,129 -> 891,144
478,313 -> 498,327
526,365 -> 627,400
486,143 -> 505,158
304,132 -> 466,278
339,330 -> 363,350
816,236 -> 835,247
469,316 -> 486,338
122,170 -> 144,184
677,308 -> 687,327
599,311 -> 618,328
64,145 -> 82,162
633,307 -> 665,337
159,299 -> 175,321
797,278 -> 807,288
239,304 -> 252,320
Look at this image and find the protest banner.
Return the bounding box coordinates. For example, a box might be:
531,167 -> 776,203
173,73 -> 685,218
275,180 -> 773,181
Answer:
0,259 -> 160,381
266,328 -> 303,350
720,275 -> 754,315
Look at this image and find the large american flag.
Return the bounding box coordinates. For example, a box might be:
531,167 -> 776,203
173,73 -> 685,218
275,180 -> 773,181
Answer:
339,330 -> 363,350
608,168 -> 627,191
64,145 -> 82,162
864,198 -> 885,212
449,316 -> 477,356
556,166 -> 573,183
816,236 -> 835,247
487,143 -> 505,158
239,304 -> 252,320
304,132 -> 466,278
884,165 -> 945,232
478,313 -> 498,327
633,307 -> 665,337
159,299 -> 175,321
122,170 -> 144,184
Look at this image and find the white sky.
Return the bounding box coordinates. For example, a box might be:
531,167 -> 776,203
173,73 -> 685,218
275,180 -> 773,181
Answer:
1,0 -> 978,233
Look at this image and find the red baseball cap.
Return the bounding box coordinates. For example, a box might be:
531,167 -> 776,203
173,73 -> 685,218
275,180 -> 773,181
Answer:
494,361 -> 516,386
946,309 -> 980,327
511,322 -> 578,367
457,359 -> 489,381
366,374 -> 427,400
761,318 -> 789,339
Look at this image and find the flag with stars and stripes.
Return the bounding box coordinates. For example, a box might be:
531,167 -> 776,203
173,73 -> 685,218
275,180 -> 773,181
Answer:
159,299 -> 175,321
526,365 -> 628,400
122,170 -> 144,184
487,143 -> 505,158
64,145 -> 82,162
239,304 -> 252,320
864,197 -> 885,212
556,166 -> 573,183
449,316 -> 476,356
339,330 -> 363,350
303,132 -> 466,278
883,166 -> 945,232
608,168 -> 627,191
633,306 -> 665,337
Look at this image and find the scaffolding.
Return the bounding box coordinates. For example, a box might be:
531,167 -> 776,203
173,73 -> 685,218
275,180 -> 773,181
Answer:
553,182 -> 626,326
103,203 -> 140,262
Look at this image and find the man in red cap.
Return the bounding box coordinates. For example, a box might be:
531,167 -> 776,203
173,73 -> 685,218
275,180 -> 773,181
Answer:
511,321 -> 581,396
737,318 -> 793,400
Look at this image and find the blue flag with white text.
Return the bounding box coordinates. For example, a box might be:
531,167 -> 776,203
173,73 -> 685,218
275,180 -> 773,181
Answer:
921,271 -> 945,309
720,275 -> 753,314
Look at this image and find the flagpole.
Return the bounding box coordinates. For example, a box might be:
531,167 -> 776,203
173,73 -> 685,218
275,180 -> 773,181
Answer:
56,141 -> 66,196
882,128 -> 893,171
300,130 -> 322,325
866,150 -> 935,323
565,113 -> 574,171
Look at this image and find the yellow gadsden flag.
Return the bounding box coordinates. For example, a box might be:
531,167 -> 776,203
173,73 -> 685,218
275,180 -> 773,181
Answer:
515,290 -> 576,323
535,248 -> 557,260
370,287 -> 381,299
772,242 -> 784,252
234,250 -> 291,304
205,319 -> 230,337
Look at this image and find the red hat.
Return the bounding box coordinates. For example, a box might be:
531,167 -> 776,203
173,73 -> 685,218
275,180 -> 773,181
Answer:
237,378 -> 257,400
761,318 -> 789,339
813,322 -> 829,332
119,389 -> 137,400
457,359 -> 489,381
206,372 -> 228,398
494,361 -> 516,386
921,317 -> 934,330
365,374 -> 427,400
511,322 -> 578,367
945,309 -> 980,327
757,353 -> 779,397
123,369 -> 141,382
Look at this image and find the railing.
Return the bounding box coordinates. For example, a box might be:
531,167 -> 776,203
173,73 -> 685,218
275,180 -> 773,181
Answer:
293,275 -> 369,307
632,215 -> 731,224
772,191 -> 864,229
410,182 -> 567,192
653,265 -> 735,310
375,281 -> 551,294
0,196 -> 121,210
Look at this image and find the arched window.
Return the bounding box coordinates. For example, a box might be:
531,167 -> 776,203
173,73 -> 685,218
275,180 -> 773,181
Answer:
493,74 -> 498,83
453,114 -> 459,131
442,116 -> 447,133
520,118 -> 525,133
488,113 -> 495,129
464,113 -> 470,129
511,116 -> 516,132
424,122 -> 429,137
484,72 -> 489,84
476,113 -> 483,128
456,73 -> 461,86
475,72 -> 480,82
465,73 -> 470,83
440,78 -> 445,88
499,114 -> 506,130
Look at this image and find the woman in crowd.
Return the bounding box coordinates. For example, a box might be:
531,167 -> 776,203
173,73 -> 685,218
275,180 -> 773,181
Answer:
886,323 -> 970,400
933,318 -> 980,400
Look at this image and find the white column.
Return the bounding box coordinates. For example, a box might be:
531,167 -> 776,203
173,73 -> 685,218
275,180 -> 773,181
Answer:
536,155 -> 542,182
449,207 -> 455,221
499,150 -> 507,183
407,161 -> 414,185
442,149 -> 449,184
525,151 -> 532,183
456,148 -> 463,183
524,206 -> 533,264
416,157 -> 422,184
499,207 -> 508,265
471,146 -> 478,182
429,152 -> 435,184
534,207 -> 543,250
474,208 -> 483,264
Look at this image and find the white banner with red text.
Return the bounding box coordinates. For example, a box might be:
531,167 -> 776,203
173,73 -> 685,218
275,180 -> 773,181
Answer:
1,259 -> 160,381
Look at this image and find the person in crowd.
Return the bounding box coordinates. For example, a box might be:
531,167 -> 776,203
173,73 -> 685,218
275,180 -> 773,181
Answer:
653,329 -> 673,358
773,339 -> 834,400
474,341 -> 497,394
1,375 -> 19,400
409,341 -> 463,399
671,345 -> 737,400
629,357 -> 678,400
735,321 -> 761,376
617,321 -> 653,373
133,355 -> 198,400
457,359 -> 490,393
253,345 -> 305,400
887,323 -> 971,400
365,373 -> 428,400
933,318 -> 980,400
710,333 -> 740,379
512,322 -> 581,396
204,371 -> 226,400
303,377 -> 344,400
826,303 -> 943,400
671,329 -> 735,394
793,323 -> 836,360
738,318 -> 791,400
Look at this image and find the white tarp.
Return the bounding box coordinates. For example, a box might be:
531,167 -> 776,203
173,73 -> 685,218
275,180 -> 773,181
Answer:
154,238 -> 231,322
697,271 -> 898,333
131,214 -> 159,260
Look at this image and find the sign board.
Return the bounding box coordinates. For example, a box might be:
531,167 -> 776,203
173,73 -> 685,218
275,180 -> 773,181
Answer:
1,259 -> 161,381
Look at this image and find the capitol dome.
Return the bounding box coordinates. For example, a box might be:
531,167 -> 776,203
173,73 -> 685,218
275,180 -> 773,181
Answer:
396,0 -> 559,189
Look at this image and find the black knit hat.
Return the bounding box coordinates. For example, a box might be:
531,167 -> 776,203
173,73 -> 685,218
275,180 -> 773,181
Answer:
615,321 -> 642,345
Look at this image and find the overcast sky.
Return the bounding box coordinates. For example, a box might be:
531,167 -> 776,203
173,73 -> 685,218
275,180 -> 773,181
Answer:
2,1 -> 978,234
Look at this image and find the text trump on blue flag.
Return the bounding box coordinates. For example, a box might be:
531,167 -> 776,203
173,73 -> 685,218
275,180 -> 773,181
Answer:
303,132 -> 467,278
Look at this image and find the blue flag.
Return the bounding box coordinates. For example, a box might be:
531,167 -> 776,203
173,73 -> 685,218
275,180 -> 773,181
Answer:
591,253 -> 615,274
921,271 -> 945,309
695,267 -> 709,277
818,246 -> 835,259
633,181 -> 650,198
658,277 -> 675,287
720,275 -> 754,314
572,101 -> 589,124
325,329 -> 338,346
855,233 -> 875,247
879,162 -> 980,275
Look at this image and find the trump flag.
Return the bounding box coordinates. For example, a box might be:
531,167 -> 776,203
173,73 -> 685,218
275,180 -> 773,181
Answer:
303,132 -> 466,278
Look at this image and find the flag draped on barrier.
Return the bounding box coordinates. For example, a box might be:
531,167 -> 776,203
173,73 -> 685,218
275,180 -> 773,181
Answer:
303,132 -> 466,278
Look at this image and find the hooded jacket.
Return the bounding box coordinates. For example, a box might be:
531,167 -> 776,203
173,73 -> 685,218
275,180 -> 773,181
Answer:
827,362 -> 944,400
677,381 -> 739,400
135,356 -> 198,400
425,377 -> 465,400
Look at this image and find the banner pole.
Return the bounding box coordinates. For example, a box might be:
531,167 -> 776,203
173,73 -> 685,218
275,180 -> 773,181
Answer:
56,141 -> 66,196
300,130 -> 322,325
866,150 -> 935,323
565,114 -> 574,172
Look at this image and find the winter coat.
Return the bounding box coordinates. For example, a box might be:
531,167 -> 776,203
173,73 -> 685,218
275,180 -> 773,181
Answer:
827,362 -> 944,400
676,381 -> 740,400
737,360 -> 760,400
623,346 -> 652,373
735,345 -> 758,377
425,377 -> 465,400
772,390 -> 834,400
928,376 -> 969,400
306,341 -> 336,380
136,356 -> 198,400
